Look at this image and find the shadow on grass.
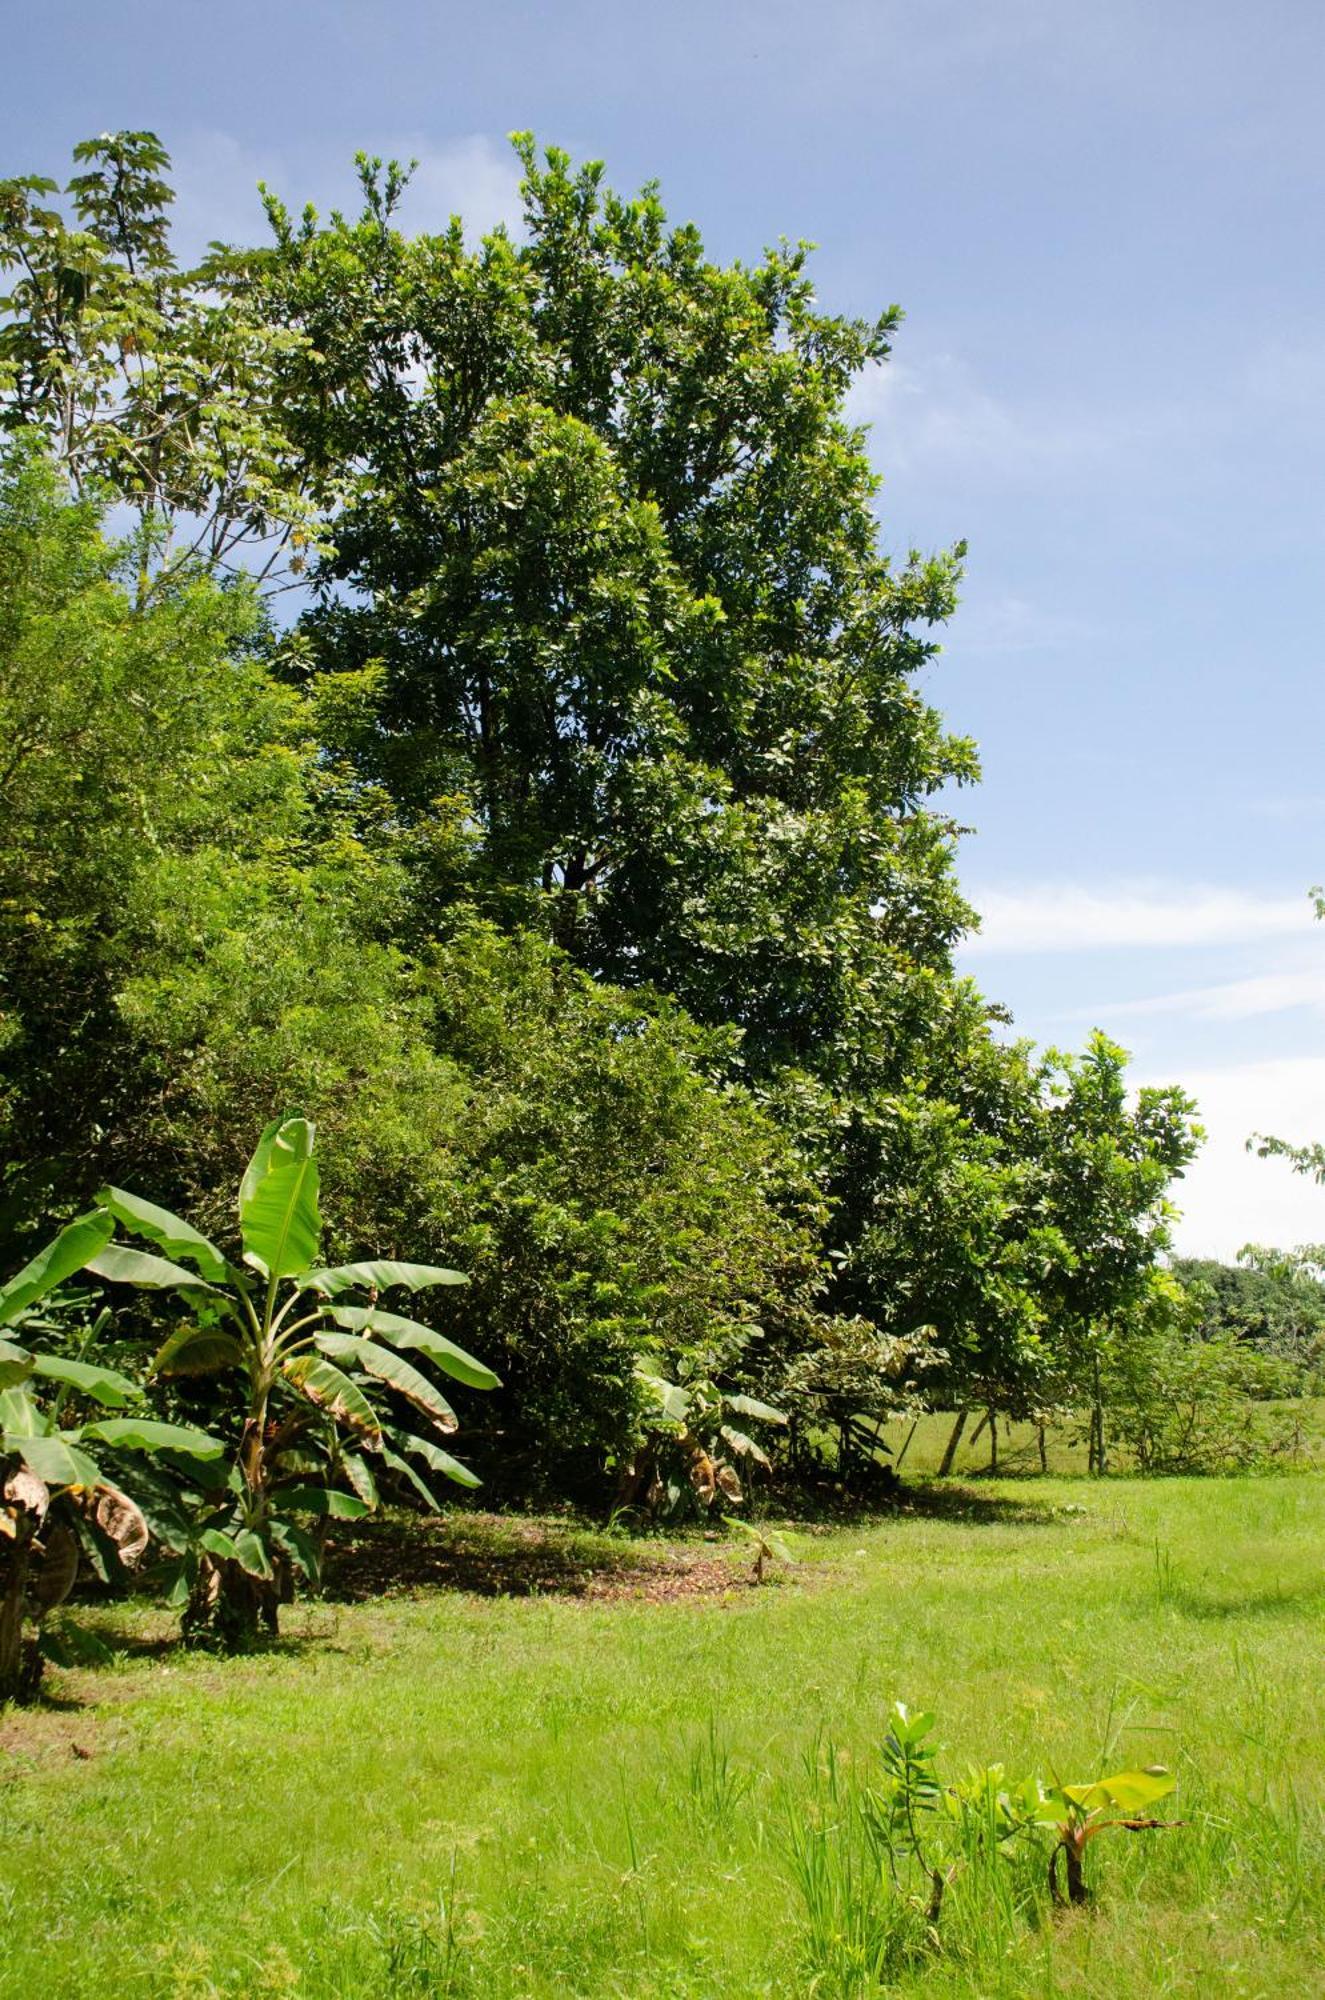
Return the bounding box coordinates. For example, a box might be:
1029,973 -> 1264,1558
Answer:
887,1480 -> 1065,1528
2,1682 -> 84,1716
1165,1583 -> 1325,1623
323,1512 -> 753,1604
42,1613 -> 335,1672
44,1620 -> 178,1666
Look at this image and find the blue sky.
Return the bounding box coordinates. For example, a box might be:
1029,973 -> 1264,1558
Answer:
8,0 -> 1325,1254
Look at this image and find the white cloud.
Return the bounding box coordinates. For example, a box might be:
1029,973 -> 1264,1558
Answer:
965,883 -> 1316,955
846,353 -> 1121,482
1099,966 -> 1325,1025
1156,1057 -> 1325,1261
167,130 -> 291,255
1250,791 -> 1325,822
393,136 -> 524,239
943,592 -> 1094,656
1245,337 -> 1325,418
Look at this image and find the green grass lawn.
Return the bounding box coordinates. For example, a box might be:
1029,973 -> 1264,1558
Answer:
3,1477 -> 1324,1998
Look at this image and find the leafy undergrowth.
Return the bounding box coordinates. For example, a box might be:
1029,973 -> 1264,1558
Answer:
3,1476 -> 1325,1997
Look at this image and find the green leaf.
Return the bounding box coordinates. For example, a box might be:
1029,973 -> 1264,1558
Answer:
1060,1769 -> 1177,1817
239,1117 -> 321,1279
0,1210 -> 114,1326
5,1430 -> 101,1489
165,1556 -> 197,1610
637,1370 -> 689,1423
329,1306 -> 499,1390
268,1516 -> 321,1581
725,1516 -> 796,1563
0,1338 -> 34,1389
339,1450 -> 379,1508
720,1424 -> 771,1468
95,1187 -> 232,1285
31,1355 -> 144,1409
272,1484 -> 371,1519
233,1528 -> 273,1580
0,1385 -> 42,1436
198,1528 -> 239,1562
282,1353 -> 382,1438
152,1325 -> 245,1377
84,1243 -> 220,1299
379,1443 -> 441,1510
315,1333 -> 458,1433
889,1703 -> 936,1744
80,1417 -> 225,1462
306,1261 -> 468,1297
391,1428 -> 482,1490
724,1392 -> 788,1426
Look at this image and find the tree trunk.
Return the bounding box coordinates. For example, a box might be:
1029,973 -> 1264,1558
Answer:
987,1408 -> 998,1475
1089,1355 -> 1107,1476
1038,1423 -> 1048,1474
937,1410 -> 968,1478
893,1417 -> 919,1473
183,1556 -> 280,1652
0,1532 -> 41,1706
1049,1830 -> 1089,1907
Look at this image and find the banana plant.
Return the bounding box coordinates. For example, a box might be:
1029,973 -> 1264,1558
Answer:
83,1116 -> 498,1645
725,1513 -> 798,1585
1031,1765 -> 1181,1906
1,1212 -> 223,1703
623,1365 -> 787,1517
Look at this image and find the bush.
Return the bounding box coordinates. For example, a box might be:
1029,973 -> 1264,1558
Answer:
1103,1327 -> 1301,1475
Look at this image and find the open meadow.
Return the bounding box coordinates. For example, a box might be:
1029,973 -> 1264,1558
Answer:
4,1473 -> 1323,2000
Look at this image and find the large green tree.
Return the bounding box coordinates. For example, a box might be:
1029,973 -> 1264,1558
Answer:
233,139 -> 977,1107
234,139 -> 1019,1404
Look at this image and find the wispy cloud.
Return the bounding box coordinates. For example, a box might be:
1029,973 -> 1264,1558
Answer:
1249,790 -> 1325,822
964,883 -> 1316,955
167,130 -> 291,254
1095,966 -> 1325,1024
1245,337 -> 1325,422
943,592 -> 1095,656
846,353 -> 1124,484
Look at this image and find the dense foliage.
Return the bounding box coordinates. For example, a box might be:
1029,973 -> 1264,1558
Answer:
1173,1251 -> 1325,1365
0,130 -> 1211,1547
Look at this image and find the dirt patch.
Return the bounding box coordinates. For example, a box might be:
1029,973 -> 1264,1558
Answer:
323,1513 -> 796,1605
0,1709 -> 106,1772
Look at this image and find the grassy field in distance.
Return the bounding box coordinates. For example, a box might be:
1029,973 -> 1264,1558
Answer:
878,1401 -> 1325,1480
